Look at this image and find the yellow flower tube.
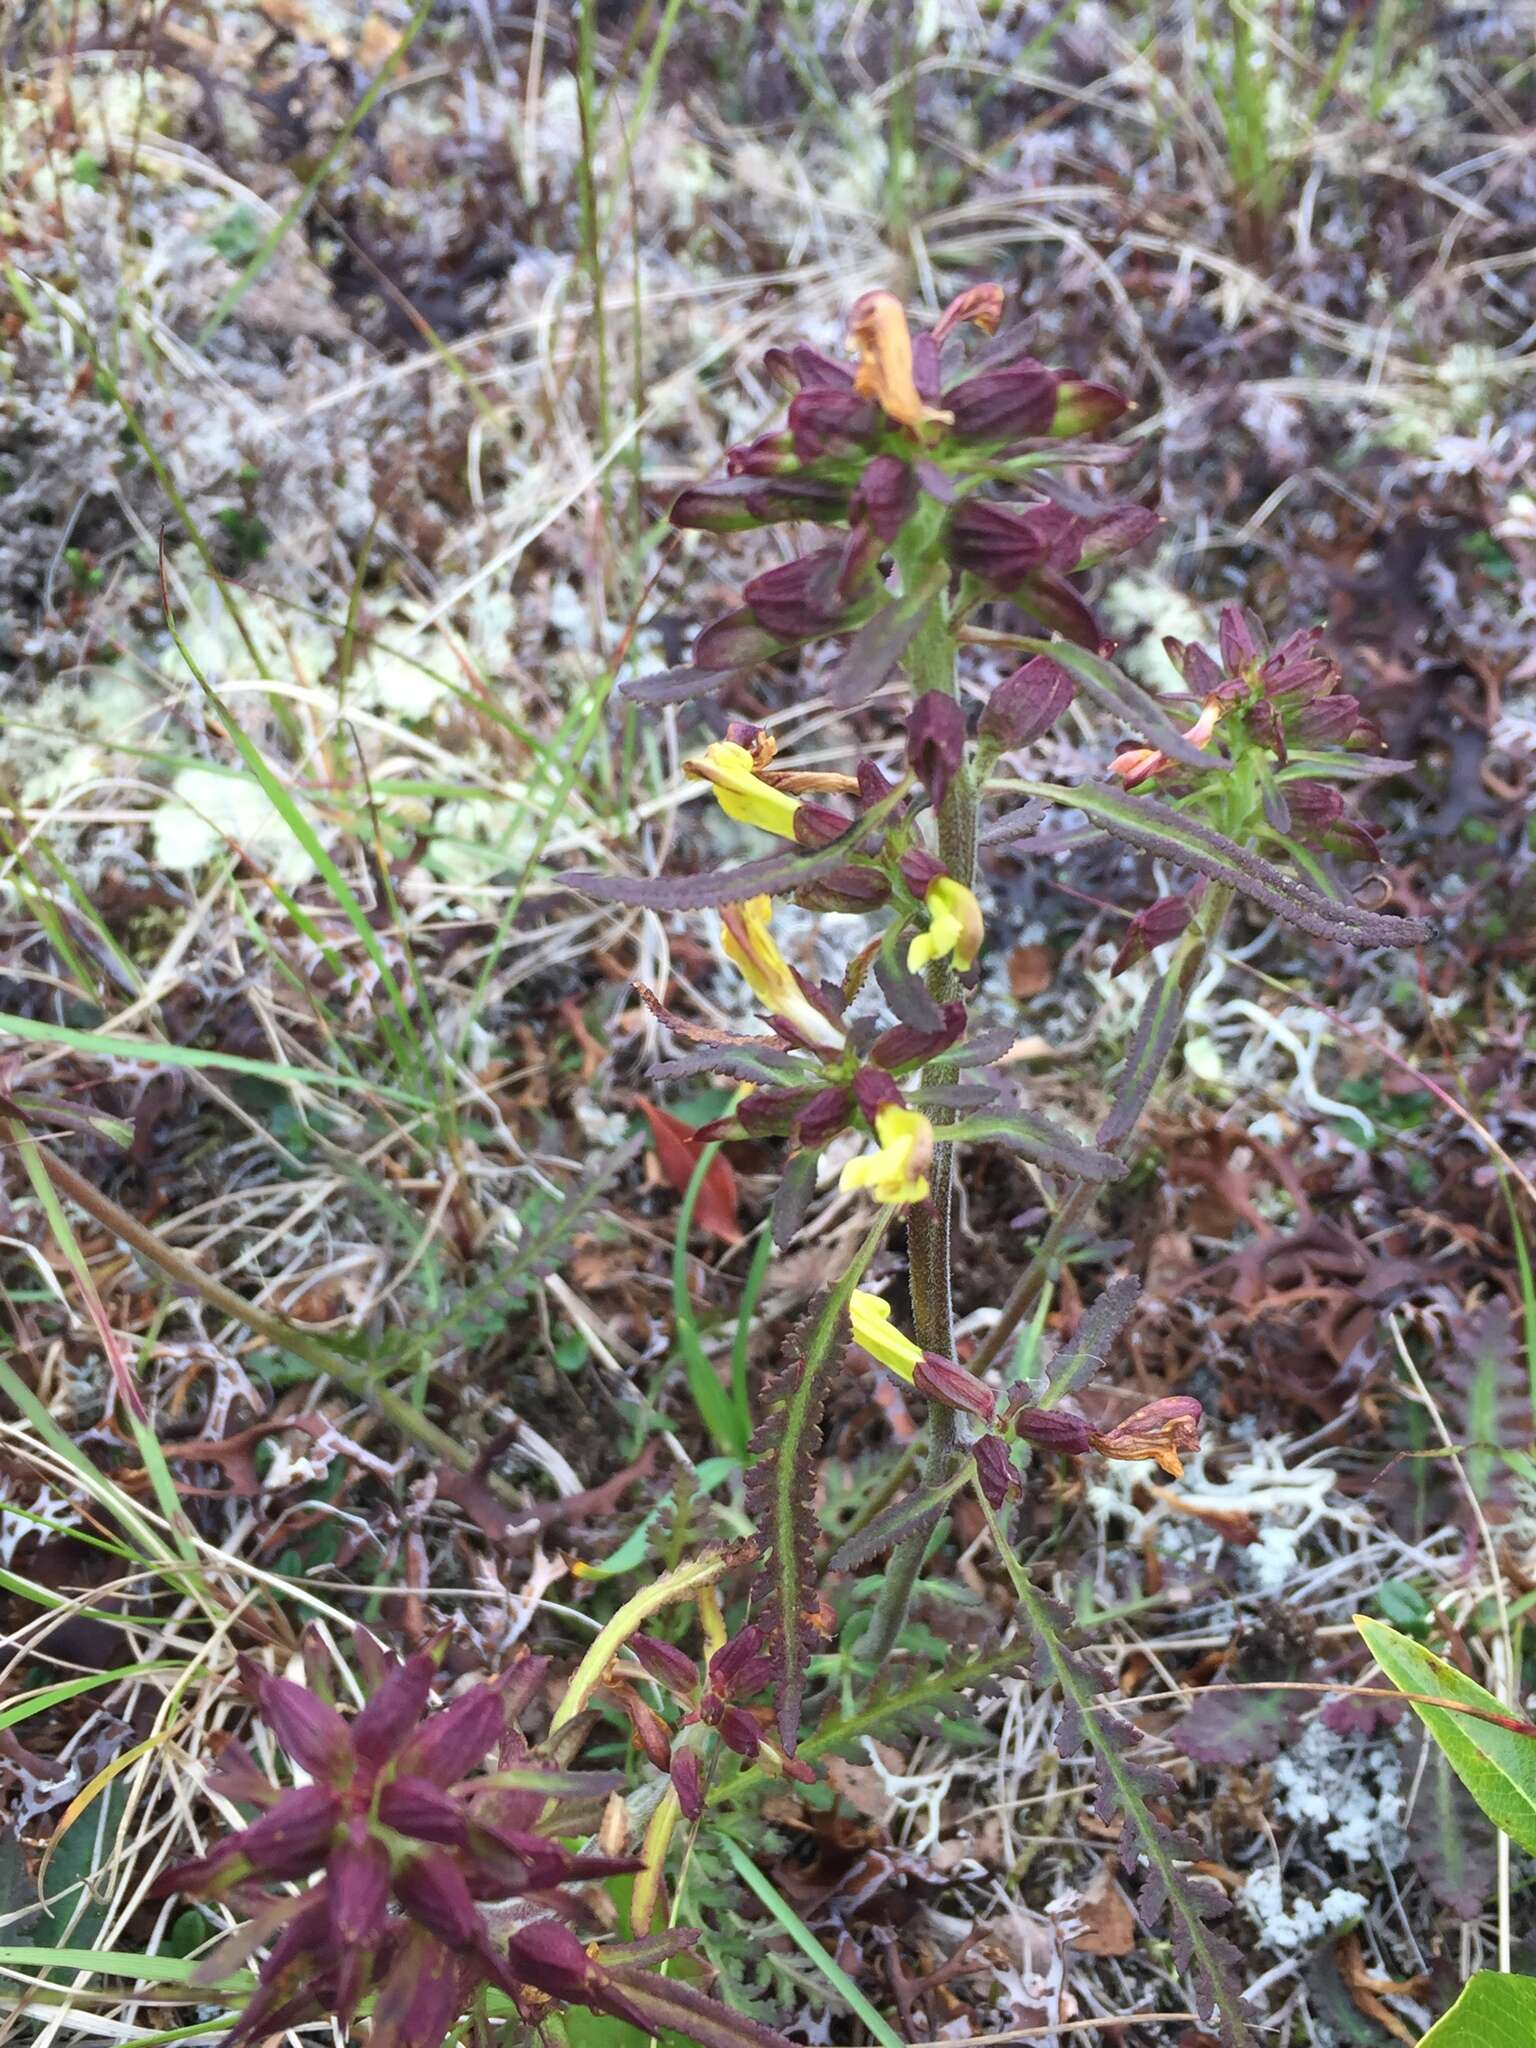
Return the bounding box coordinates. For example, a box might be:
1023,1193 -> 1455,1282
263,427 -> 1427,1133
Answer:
685,741 -> 801,839
839,1105 -> 933,1206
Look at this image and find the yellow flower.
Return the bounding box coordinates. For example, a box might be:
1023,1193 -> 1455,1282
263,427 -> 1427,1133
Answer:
907,877 -> 984,974
846,291 -> 953,436
685,740 -> 800,839
720,897 -> 840,1049
848,1290 -> 923,1382
839,1104 -> 933,1206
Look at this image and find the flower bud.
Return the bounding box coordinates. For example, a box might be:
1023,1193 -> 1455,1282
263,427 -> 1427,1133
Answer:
1088,1395 -> 1203,1479
974,1433 -> 1021,1509
850,454 -> 918,540
679,470 -> 827,530
856,757 -> 897,806
396,1684 -> 503,1786
328,1821 -> 391,1948
716,1705 -> 765,1758
506,1918 -> 604,2002
945,361 -> 1058,443
1111,893 -> 1192,976
377,1774 -> 470,1847
691,607 -> 790,671
912,1352 -> 996,1423
243,1670 -> 353,1783
1074,503 -> 1162,569
947,499 -> 1085,589
744,546 -> 871,639
236,1783 -> 342,1880
1010,1406 -> 1093,1456
1218,605 -> 1263,672
349,1649 -> 436,1767
868,1002 -> 967,1070
393,1849 -> 482,1951
796,1085 -> 855,1147
899,847 -> 946,894
907,693 -> 967,810
1049,379 -> 1131,436
670,1747 -> 704,1820
788,389 -> 883,459
763,343 -> 855,393
726,430 -> 797,477
1284,780 -> 1344,831
1293,695 -> 1362,746
631,1634 -> 702,1697
615,1689 -> 674,1772
708,1624 -> 766,1690
980,655 -> 1076,749
792,801 -> 854,849
852,1067 -> 904,1124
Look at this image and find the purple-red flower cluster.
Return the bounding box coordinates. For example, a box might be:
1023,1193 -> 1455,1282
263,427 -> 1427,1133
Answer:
668,284 -> 1157,678
158,1638 -> 690,2048
614,1623 -> 813,1818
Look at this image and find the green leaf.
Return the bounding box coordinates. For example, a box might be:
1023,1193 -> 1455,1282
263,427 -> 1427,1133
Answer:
1418,1972 -> 1536,2047
1355,1616 -> 1536,1854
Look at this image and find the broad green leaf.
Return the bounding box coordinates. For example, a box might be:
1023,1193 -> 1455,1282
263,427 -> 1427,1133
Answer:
1355,1616 -> 1536,1854
1418,1972 -> 1536,2047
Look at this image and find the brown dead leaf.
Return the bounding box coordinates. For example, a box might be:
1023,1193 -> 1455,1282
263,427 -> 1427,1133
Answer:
1334,1933 -> 1427,2046
825,1756 -> 891,1820
1151,1485 -> 1261,1546
1007,944 -> 1053,998
1064,1859 -> 1136,1956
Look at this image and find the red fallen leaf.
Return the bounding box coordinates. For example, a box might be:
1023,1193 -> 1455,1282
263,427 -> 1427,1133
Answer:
635,1099 -> 742,1242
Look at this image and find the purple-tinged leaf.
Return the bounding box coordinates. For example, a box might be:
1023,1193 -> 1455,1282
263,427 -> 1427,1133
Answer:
941,1107 -> 1125,1181
1413,1746 -> 1496,1920
829,1467 -> 969,1571
1038,1275 -> 1142,1409
826,572 -> 944,709
745,1290 -> 851,1752
986,780 -> 1434,948
601,1963 -> 800,2048
570,784 -> 908,912
1098,956 -> 1191,1148
619,664 -> 742,706
1176,1685 -> 1297,1767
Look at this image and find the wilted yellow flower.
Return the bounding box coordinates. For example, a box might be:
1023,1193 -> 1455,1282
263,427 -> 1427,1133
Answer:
1087,1396 -> 1203,1480
847,291 -> 953,436
849,1290 -> 923,1382
685,740 -> 800,838
907,876 -> 984,974
839,1104 -> 933,1206
1111,697 -> 1223,789
720,897 -> 840,1048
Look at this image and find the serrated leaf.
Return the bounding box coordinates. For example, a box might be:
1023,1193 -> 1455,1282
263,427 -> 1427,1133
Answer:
826,570 -> 944,709
1098,954 -> 1191,1146
1039,1274 -> 1141,1407
618,663 -> 740,705
1413,1746 -> 1496,1920
569,784 -> 908,912
828,1465 -> 970,1572
746,1250 -> 881,1751
941,1108 -> 1125,1181
987,781 -> 1434,949
1356,1616 -> 1536,1855
1418,1973 -> 1536,2047
1177,1685 -> 1296,1767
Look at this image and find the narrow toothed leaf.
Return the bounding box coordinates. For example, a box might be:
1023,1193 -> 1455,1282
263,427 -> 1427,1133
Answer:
618,665 -> 742,705
828,1465 -> 971,1571
938,1107 -> 1124,1181
1098,953 -> 1192,1147
745,1295 -> 846,1752
601,1964 -> 801,2048
1011,1574 -> 1256,2045
826,570 -> 945,709
569,784 -> 908,912
1037,1274 -> 1142,1409
987,781 -> 1434,948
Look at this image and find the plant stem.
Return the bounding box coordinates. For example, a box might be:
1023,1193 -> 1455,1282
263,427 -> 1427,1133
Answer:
860,542 -> 973,1665
968,882 -> 1234,1381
